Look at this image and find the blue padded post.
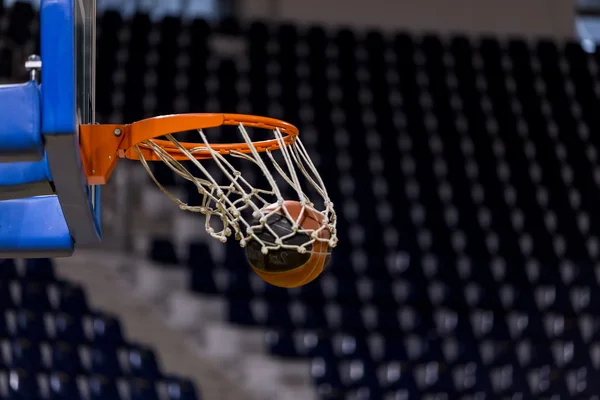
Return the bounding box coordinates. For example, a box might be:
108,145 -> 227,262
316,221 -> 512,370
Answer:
0,196 -> 73,257
41,0 -> 102,245
0,81 -> 43,162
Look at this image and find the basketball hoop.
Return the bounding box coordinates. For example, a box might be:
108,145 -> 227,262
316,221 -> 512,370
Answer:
80,113 -> 338,254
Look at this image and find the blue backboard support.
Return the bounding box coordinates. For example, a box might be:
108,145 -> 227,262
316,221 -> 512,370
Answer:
0,0 -> 101,257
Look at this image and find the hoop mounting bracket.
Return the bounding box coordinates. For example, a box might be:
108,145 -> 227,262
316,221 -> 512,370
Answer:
80,123 -> 126,185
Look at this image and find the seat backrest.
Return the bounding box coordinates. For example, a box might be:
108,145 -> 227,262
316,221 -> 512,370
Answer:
90,313 -> 125,348
129,378 -> 159,400
57,284 -> 90,316
89,347 -> 122,378
20,283 -> 52,311
88,375 -> 121,400
127,345 -> 161,380
54,313 -> 85,343
24,258 -> 56,282
48,373 -> 80,400
14,310 -> 47,341
10,339 -> 41,370
50,342 -> 82,375
7,369 -> 40,400
164,377 -> 199,400
0,259 -> 18,280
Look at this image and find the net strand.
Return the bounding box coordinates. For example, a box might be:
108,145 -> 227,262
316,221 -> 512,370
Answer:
134,123 -> 338,254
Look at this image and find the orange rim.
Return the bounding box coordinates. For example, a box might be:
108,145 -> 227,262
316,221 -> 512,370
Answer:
121,113 -> 299,161
79,113 -> 300,185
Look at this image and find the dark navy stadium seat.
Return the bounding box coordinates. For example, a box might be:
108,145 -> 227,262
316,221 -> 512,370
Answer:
9,339 -> 41,370
89,347 -> 122,377
20,283 -> 52,311
0,259 -> 19,280
23,258 -> 56,282
56,283 -> 89,316
90,313 -> 125,348
6,369 -> 40,400
164,377 -> 200,400
129,378 -> 159,400
48,373 -> 81,400
13,310 -> 47,341
88,375 -> 121,400
50,342 -> 82,375
53,313 -> 85,343
127,345 -> 162,380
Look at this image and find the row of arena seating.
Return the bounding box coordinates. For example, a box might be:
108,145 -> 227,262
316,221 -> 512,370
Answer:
0,3 -> 201,399
123,11 -> 600,400
6,1 -> 600,398
0,259 -> 199,400
0,370 -> 196,400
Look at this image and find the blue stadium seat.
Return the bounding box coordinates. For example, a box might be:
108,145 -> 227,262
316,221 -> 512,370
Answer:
48,373 -> 81,400
227,299 -> 259,326
56,283 -> 89,316
127,345 -> 162,380
164,377 -> 200,400
9,339 -> 41,370
23,258 -> 56,282
302,305 -> 328,330
50,342 -> 82,375
377,362 -> 418,393
297,332 -> 334,359
6,369 -> 40,400
13,310 -> 47,341
90,313 -> 125,348
265,329 -> 298,358
264,303 -> 295,330
0,259 -> 19,280
489,363 -> 532,397
89,347 -> 122,378
311,356 -> 343,394
129,378 -> 159,400
338,359 -> 379,389
88,375 -> 122,400
149,238 -> 179,266
0,287 -> 13,310
19,283 -> 52,311
223,270 -> 254,299
53,313 -> 85,343
373,338 -> 407,363
333,334 -> 370,360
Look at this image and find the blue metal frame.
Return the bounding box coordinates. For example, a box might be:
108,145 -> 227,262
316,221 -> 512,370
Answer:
0,0 -> 100,257
41,0 -> 101,246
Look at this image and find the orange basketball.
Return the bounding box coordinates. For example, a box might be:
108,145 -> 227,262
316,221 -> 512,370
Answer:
245,200 -> 332,288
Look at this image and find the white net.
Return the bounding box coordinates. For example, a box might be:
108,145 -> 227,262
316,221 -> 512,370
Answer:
134,123 -> 338,255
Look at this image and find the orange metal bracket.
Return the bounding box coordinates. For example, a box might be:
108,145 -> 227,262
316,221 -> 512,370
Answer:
79,113 -> 300,185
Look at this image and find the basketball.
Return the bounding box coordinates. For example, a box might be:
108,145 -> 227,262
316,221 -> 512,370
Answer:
245,200 -> 332,288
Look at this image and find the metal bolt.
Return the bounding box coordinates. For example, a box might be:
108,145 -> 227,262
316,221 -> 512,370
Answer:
92,170 -> 96,174
114,128 -> 122,136
108,156 -> 112,160
25,54 -> 42,82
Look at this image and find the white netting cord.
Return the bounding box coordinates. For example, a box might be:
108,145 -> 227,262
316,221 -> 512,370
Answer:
134,123 -> 338,255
